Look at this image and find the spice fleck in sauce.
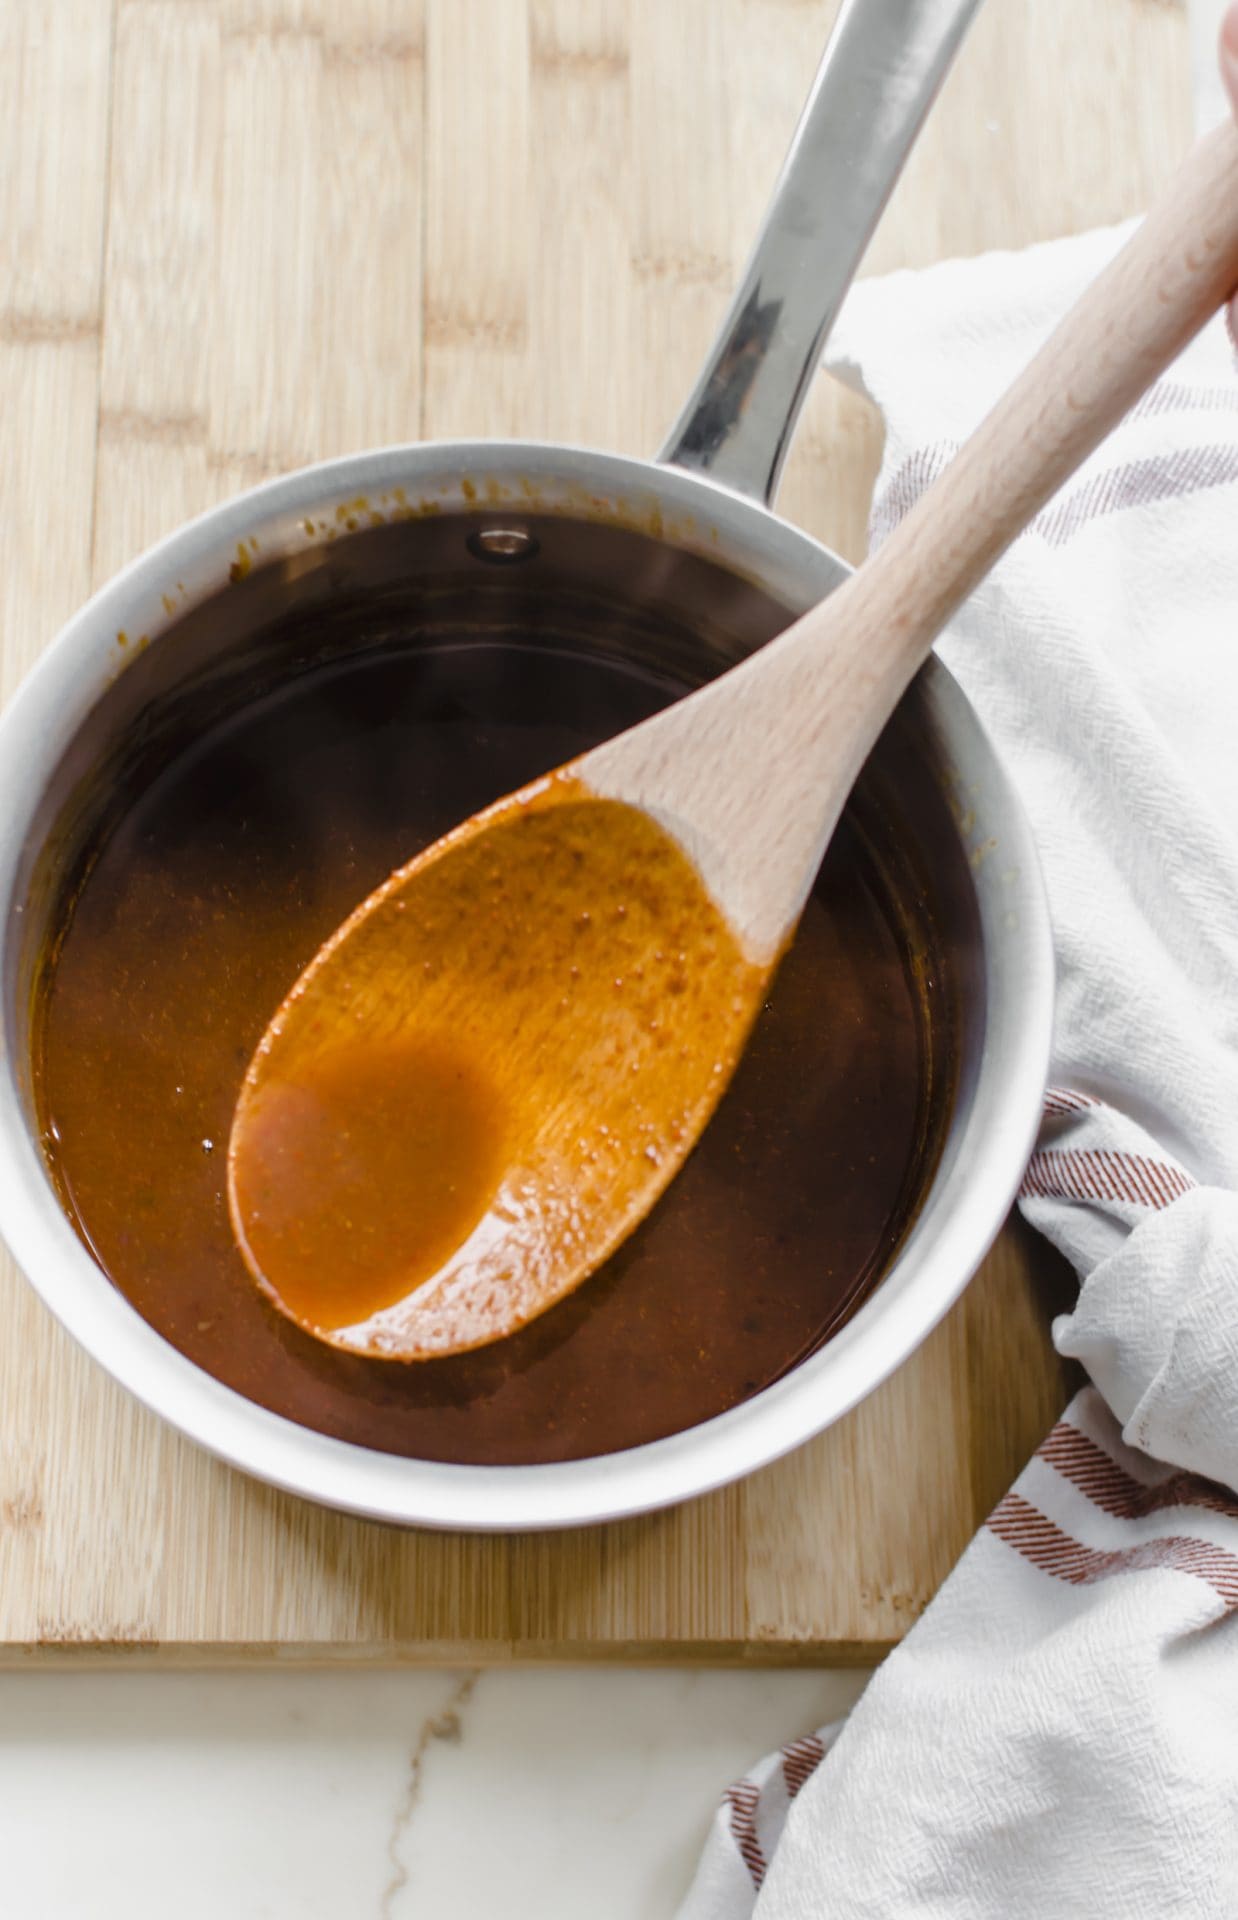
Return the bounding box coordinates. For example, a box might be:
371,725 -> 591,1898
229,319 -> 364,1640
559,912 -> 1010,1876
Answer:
230,782 -> 766,1355
34,636 -> 948,1464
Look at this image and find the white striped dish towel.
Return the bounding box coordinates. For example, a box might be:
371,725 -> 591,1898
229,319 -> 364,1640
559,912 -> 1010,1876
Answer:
678,223 -> 1238,1918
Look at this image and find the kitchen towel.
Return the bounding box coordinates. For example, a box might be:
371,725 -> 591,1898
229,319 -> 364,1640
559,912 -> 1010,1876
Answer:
679,222 -> 1238,1918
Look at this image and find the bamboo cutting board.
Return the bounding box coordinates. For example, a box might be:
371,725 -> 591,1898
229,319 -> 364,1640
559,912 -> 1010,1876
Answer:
0,0 -> 1188,1663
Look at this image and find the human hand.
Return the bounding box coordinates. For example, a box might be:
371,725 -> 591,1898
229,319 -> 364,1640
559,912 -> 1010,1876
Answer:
1224,1 -> 1238,338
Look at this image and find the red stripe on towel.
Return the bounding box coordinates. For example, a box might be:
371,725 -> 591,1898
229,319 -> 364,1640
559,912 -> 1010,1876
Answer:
1020,1146 -> 1195,1209
873,432 -> 1238,548
781,1734 -> 826,1802
988,1493 -> 1238,1611
1036,445 -> 1238,544
724,1782 -> 767,1889
1042,1087 -> 1100,1117
1038,1423 -> 1238,1525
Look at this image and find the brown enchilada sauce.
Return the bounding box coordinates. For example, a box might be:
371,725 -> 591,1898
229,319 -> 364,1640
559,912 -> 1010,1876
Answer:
33,635 -> 945,1464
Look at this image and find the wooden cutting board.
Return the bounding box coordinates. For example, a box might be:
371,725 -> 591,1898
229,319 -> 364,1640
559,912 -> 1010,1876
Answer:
0,0 -> 1188,1663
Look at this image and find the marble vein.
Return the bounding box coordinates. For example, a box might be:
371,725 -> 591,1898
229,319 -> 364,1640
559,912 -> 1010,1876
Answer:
380,1671 -> 480,1917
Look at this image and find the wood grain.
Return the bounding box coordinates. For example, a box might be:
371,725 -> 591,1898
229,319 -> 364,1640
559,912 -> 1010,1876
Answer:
0,0 -> 1187,1663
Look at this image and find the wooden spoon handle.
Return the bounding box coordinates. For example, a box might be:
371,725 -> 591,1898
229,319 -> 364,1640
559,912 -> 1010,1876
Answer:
841,118 -> 1238,700
585,122 -> 1238,960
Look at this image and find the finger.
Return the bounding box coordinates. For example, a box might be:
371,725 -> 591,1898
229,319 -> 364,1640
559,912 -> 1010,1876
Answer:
1224,8 -> 1238,342
1223,2 -> 1238,116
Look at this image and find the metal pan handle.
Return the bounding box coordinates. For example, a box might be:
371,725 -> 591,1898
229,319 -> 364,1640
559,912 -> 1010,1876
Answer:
659,0 -> 983,505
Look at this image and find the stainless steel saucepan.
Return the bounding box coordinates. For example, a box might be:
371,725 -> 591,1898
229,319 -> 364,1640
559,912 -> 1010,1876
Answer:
0,0 -> 1052,1529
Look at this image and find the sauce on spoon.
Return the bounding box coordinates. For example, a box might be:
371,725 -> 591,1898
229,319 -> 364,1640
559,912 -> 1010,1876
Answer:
229,775 -> 765,1356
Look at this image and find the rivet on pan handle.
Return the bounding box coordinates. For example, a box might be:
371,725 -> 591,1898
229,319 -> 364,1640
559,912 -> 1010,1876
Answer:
659,0 -> 983,507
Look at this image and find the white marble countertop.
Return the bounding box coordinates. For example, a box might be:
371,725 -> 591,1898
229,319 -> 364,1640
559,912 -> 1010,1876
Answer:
1,11 -> 1226,1918
0,1667 -> 869,1918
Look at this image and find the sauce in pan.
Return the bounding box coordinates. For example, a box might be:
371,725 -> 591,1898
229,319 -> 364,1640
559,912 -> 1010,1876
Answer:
33,624 -> 951,1464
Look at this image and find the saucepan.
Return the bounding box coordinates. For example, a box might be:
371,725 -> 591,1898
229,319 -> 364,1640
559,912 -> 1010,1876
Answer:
0,0 -> 1052,1529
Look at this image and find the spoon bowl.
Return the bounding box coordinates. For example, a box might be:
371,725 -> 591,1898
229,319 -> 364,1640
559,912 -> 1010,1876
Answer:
229,775 -> 768,1355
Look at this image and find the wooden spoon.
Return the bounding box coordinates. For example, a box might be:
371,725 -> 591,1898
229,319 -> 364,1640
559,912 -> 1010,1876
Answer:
229,123 -> 1238,1361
